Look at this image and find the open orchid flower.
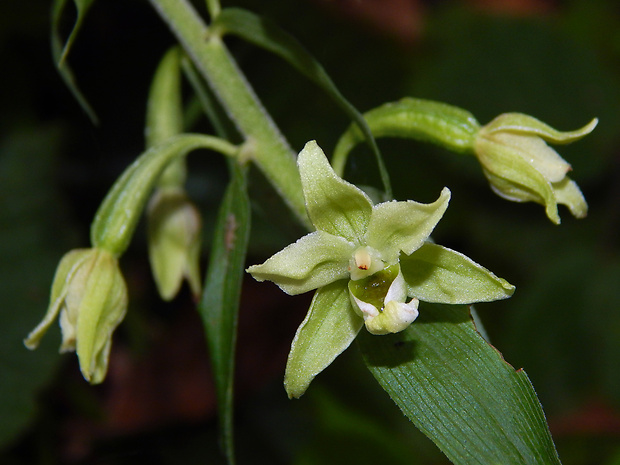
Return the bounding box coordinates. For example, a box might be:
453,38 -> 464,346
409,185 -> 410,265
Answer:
247,141 -> 514,398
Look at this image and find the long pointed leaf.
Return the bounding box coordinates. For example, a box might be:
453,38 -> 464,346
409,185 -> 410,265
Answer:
211,8 -> 392,195
199,163 -> 251,465
51,0 -> 98,123
358,303 -> 561,465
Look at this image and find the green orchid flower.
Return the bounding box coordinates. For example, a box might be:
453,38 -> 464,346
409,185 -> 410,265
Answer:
247,141 -> 515,398
24,248 -> 128,384
474,113 -> 597,224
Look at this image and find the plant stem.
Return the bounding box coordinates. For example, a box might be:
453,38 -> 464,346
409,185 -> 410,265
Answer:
148,0 -> 310,228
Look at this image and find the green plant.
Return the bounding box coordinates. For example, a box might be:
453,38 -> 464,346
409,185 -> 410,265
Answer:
20,0 -> 603,463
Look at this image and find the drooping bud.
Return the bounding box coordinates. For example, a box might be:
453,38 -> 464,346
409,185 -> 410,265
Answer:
147,187 -> 202,300
474,114 -> 597,224
24,248 -> 127,384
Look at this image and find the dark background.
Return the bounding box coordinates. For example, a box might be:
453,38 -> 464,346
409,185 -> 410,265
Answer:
1,0 -> 620,463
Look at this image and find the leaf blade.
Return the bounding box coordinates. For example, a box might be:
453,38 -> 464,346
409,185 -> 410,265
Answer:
212,8 -> 391,194
358,303 -> 561,465
199,163 -> 251,465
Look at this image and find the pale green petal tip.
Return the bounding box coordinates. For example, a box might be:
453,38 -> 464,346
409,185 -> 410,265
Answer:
483,114 -> 598,144
24,249 -> 93,350
298,140 -> 373,242
284,367 -> 312,399
246,231 -> 354,295
26,247 -> 128,385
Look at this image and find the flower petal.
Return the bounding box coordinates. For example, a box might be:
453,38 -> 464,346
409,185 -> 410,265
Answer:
75,250 -> 128,383
487,133 -> 570,183
23,249 -> 92,350
284,281 -> 363,398
482,113 -> 598,145
246,230 -> 355,295
298,141 -> 373,243
365,187 -> 451,262
400,242 -> 515,304
553,177 -> 588,219
476,136 -> 561,224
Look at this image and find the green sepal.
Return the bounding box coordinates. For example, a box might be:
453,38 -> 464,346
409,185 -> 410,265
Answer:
298,141 -> 372,243
474,114 -> 596,224
553,177 -> 587,219
400,242 -> 515,304
475,136 -> 562,224
74,250 -> 127,384
285,280 -> 363,399
24,248 -> 128,384
332,98 -> 481,175
147,187 -> 202,301
482,113 -> 597,144
365,187 -> 451,263
246,231 -> 354,296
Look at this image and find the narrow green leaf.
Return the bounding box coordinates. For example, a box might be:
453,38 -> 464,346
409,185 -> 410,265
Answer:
51,0 -> 98,123
211,7 -> 392,196
358,303 -> 561,465
199,163 -> 251,465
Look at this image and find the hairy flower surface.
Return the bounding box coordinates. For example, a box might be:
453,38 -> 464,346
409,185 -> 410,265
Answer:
474,114 -> 597,224
248,141 -> 514,398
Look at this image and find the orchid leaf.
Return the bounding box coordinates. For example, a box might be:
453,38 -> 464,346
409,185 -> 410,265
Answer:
199,162 -> 251,465
358,303 -> 561,465
211,7 -> 391,195
51,0 -> 98,123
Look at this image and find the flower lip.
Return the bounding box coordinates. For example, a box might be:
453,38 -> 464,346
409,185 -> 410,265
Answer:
348,266 -> 419,335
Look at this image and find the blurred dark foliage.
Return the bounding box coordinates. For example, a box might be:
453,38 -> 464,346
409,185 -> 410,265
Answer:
1,0 -> 620,463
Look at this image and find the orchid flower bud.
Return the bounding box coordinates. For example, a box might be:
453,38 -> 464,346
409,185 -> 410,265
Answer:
474,114 -> 597,224
147,186 -> 202,300
24,248 -> 127,384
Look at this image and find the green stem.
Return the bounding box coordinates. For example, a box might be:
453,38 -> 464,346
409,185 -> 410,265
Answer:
148,0 -> 310,229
